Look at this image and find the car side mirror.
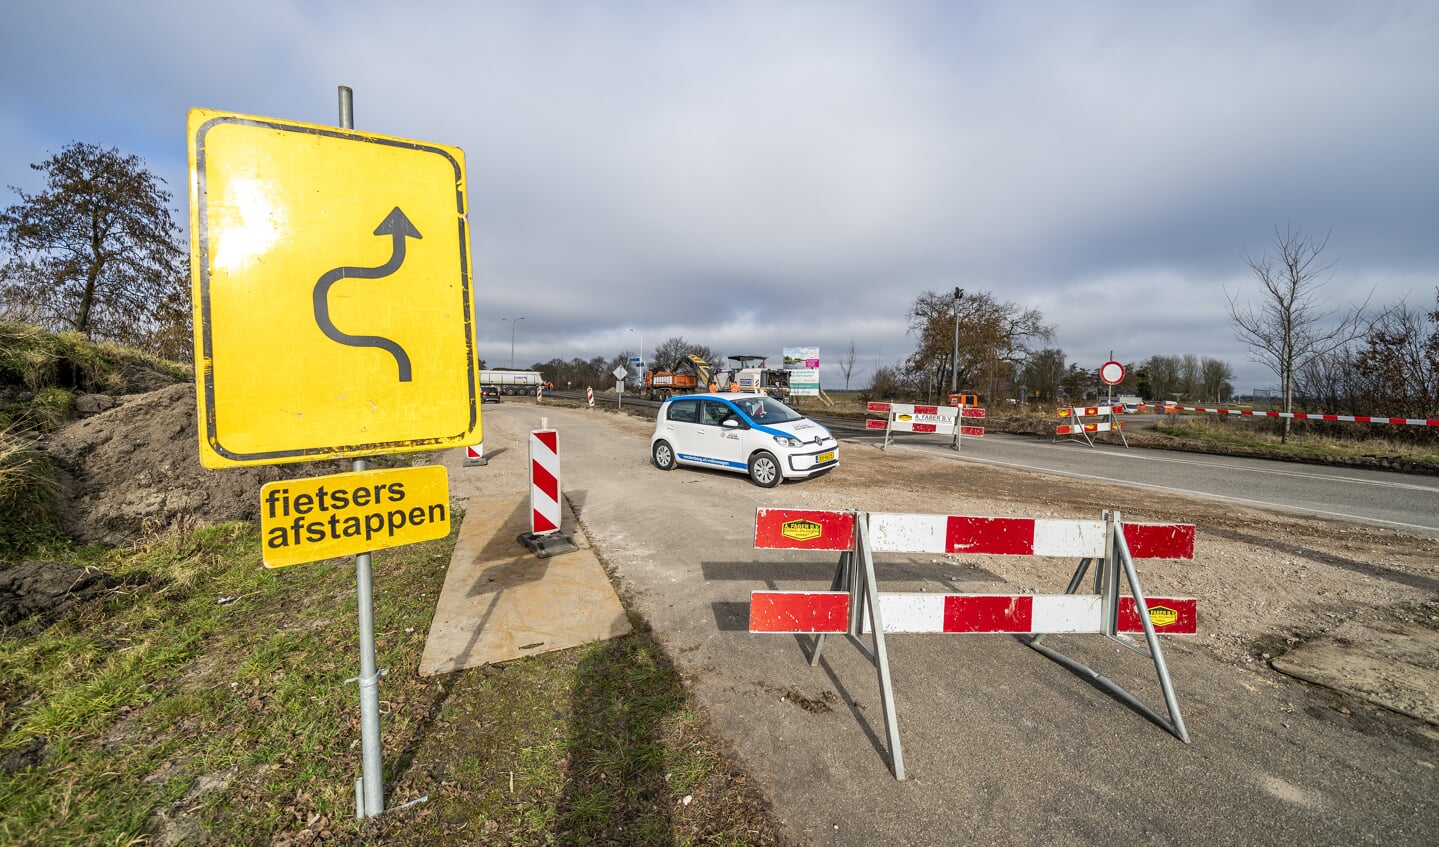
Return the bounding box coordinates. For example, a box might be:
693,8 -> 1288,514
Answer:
722,418 -> 741,428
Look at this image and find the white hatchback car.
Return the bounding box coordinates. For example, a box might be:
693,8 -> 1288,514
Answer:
651,393 -> 839,487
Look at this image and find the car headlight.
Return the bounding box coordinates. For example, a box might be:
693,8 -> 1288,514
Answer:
773,435 -> 801,448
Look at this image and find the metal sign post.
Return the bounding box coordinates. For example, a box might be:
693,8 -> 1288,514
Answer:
613,365 -> 628,409
190,82 -> 464,822
337,86 -> 388,822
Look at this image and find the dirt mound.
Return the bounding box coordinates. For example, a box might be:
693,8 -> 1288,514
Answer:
42,383 -> 333,546
115,357 -> 187,395
0,560 -> 119,627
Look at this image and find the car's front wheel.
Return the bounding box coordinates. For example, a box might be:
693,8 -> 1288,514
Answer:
653,440 -> 676,471
748,451 -> 782,488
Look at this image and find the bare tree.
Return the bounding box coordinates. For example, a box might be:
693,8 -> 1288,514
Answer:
838,341 -> 859,391
864,363 -> 905,401
1019,348 -> 1066,401
1227,225 -> 1370,441
1178,353 -> 1202,398
1060,362 -> 1097,401
905,289 -> 1053,402
1142,355 -> 1181,400
650,336 -> 714,369
1200,357 -> 1235,403
0,143 -> 188,358
1350,296 -> 1439,417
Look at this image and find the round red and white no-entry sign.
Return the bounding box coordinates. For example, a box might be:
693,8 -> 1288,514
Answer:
1100,360 -> 1126,385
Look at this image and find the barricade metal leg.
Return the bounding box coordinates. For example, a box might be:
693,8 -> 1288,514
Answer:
851,513 -> 905,780
1025,512 -> 1190,743
1102,511 -> 1120,635
1115,535 -> 1189,742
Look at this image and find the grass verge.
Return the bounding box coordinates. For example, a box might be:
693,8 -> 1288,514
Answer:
0,517 -> 784,846
0,428 -> 67,562
1155,416 -> 1439,464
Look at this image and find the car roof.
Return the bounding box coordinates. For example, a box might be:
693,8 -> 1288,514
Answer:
666,392 -> 757,401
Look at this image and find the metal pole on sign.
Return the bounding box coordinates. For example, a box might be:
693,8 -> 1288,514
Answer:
339,85 -> 353,131
339,84 -> 385,821
950,288 -> 963,395
1107,349 -> 1115,407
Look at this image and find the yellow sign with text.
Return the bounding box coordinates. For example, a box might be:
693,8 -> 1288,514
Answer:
780,519 -> 823,542
260,466 -> 450,568
188,109 -> 480,468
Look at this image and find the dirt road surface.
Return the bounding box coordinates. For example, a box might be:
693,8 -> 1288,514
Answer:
459,402 -> 1437,846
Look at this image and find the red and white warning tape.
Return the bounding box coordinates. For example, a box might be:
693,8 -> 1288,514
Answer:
1148,404 -> 1439,427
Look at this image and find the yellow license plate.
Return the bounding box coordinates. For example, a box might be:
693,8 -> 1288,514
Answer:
817,451 -> 835,463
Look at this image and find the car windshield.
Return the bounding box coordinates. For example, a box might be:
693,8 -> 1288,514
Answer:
737,396 -> 803,423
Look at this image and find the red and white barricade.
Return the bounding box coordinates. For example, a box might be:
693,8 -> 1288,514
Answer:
749,506 -> 1196,780
517,429 -> 579,558
1056,404 -> 1127,448
586,386 -> 595,408
463,443 -> 487,467
866,402 -> 986,450
529,430 -> 560,534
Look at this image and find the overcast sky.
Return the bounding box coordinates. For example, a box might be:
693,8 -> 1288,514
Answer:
3,1 -> 1436,395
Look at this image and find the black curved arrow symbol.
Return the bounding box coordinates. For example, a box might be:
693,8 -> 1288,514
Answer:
312,207 -> 421,381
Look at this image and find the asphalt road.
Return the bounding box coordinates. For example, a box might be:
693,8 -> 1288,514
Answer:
470,403 -> 1438,847
558,392 -> 1439,535
855,429 -> 1439,536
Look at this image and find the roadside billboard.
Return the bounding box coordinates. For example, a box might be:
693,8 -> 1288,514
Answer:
783,346 -> 820,397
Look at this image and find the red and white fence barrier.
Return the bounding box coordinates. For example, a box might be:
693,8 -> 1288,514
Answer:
1145,403 -> 1439,427
1055,404 -> 1127,447
753,592 -> 1196,635
748,506 -> 1196,780
1057,405 -> 1126,418
865,401 -> 986,449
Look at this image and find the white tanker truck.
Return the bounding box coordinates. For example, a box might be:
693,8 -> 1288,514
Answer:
479,368 -> 547,395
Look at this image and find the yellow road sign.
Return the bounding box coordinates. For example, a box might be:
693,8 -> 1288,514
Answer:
188,109 -> 480,468
259,465 -> 451,568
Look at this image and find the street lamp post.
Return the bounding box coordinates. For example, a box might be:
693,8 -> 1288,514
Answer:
628,328 -> 644,385
950,288 -> 964,396
504,316 -> 525,368
628,328 -> 644,366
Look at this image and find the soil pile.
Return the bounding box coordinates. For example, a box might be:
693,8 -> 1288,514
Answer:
42,383 -> 332,546
0,560 -> 119,627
